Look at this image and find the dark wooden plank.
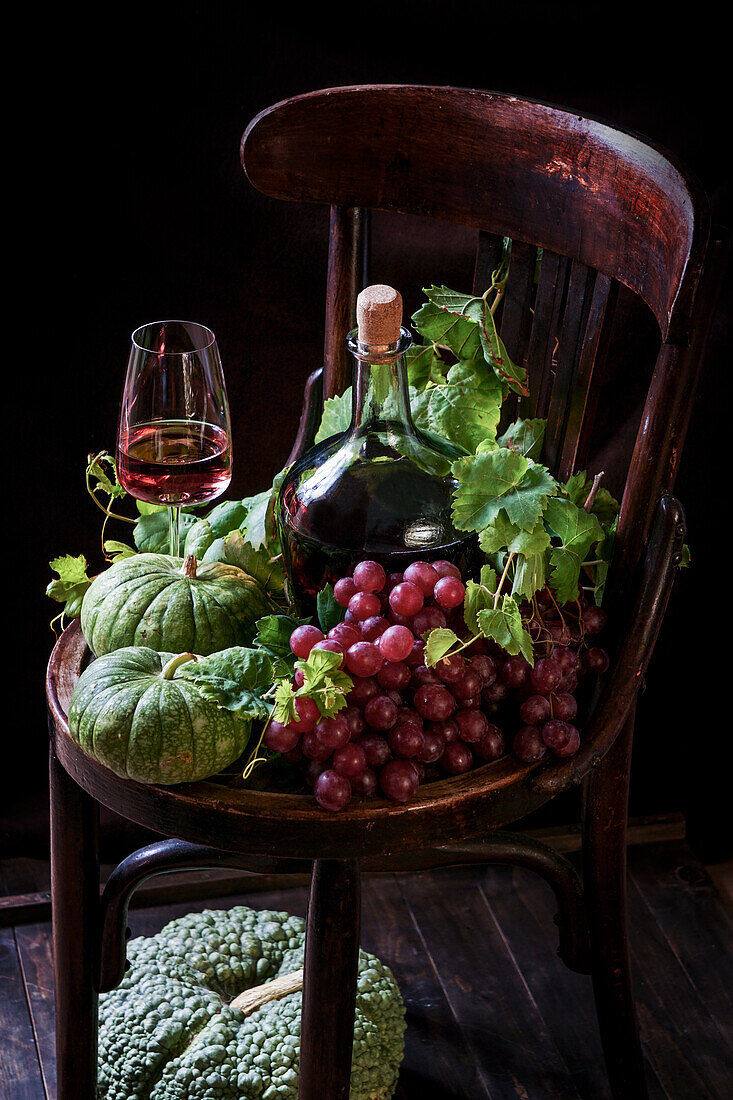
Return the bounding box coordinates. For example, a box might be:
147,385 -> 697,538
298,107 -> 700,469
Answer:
544,261 -> 594,474
628,844 -> 733,1049
399,867 -> 583,1100
472,231 -> 504,297
558,273 -> 616,481
524,251 -> 568,420
0,927 -> 46,1100
361,875 -> 490,1099
500,239 -> 537,367
14,923 -> 56,1100
625,869 -> 732,1098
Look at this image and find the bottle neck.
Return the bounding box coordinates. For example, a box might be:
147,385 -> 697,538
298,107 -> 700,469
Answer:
347,328 -> 414,434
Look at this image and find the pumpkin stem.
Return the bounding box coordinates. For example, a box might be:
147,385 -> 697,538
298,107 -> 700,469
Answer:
182,554 -> 199,578
229,967 -> 304,1015
160,652 -> 198,680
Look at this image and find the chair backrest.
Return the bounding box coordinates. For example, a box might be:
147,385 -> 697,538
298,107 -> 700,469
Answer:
241,85 -> 721,602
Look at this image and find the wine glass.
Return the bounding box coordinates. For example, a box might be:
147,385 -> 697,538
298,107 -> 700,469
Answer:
116,320 -> 232,557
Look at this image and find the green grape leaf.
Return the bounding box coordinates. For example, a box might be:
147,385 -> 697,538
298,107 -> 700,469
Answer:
315,388 -> 353,443
511,552 -> 547,601
478,512 -> 551,557
178,647 -> 273,720
428,362 -> 503,453
47,554 -> 92,615
103,540 -> 137,562
452,449 -> 556,533
463,567 -> 498,635
133,511 -> 199,554
474,298 -> 529,396
273,648 -> 353,723
544,496 -> 604,603
272,679 -> 298,725
412,288 -> 485,365
317,583 -> 347,634
477,595 -> 534,664
87,452 -> 126,500
253,614 -> 308,662
211,531 -> 287,596
404,343 -> 434,391
184,518 -> 215,559
204,498 -> 252,537
498,418 -> 547,460
408,385 -> 432,431
424,627 -> 460,667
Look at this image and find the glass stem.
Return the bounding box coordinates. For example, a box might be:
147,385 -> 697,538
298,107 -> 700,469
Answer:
169,505 -> 181,557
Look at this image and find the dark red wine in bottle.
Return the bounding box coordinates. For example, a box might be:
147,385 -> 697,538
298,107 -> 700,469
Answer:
117,419 -> 232,505
278,285 -> 480,610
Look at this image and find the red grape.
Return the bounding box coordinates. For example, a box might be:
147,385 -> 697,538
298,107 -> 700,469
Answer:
333,743 -> 368,778
433,576 -> 465,608
342,705 -> 366,740
582,605 -> 607,634
583,646 -> 610,674
551,724 -> 581,757
333,577 -> 357,607
483,680 -> 510,704
395,706 -> 423,729
378,624 -> 415,663
310,639 -> 344,665
359,733 -> 392,767
380,759 -> 419,802
350,767 -> 378,797
474,724 -> 505,761
501,655 -> 530,689
388,723 -> 425,759
264,720 -> 301,753
412,606 -> 447,635
292,696 -> 319,732
328,622 -> 362,649
403,560 -> 440,596
434,653 -> 466,684
348,591 -> 382,622
470,655 -> 498,687
385,572 -> 403,592
413,684 -> 456,721
360,615 -> 389,642
432,560 -> 462,580
415,729 -> 444,763
411,664 -> 440,688
301,730 -> 335,762
429,718 -> 459,743
529,657 -> 563,695
519,694 -> 551,726
364,694 -> 399,731
345,641 -> 384,677
541,719 -> 573,753
315,769 -> 351,811
346,675 -> 380,706
513,726 -> 548,763
314,715 -> 351,751
377,661 -> 411,690
440,741 -> 473,774
453,669 -> 483,701
290,624 -> 325,659
454,708 -> 489,743
405,639 -> 426,667
552,692 -> 578,721
353,560 -> 387,593
389,581 -> 424,617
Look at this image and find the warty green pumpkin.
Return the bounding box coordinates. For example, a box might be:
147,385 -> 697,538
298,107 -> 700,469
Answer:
68,647 -> 251,784
97,905 -> 405,1099
80,552 -> 275,657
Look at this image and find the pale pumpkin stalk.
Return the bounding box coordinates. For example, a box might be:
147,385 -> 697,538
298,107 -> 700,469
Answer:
160,652 -> 198,679
230,968 -> 304,1014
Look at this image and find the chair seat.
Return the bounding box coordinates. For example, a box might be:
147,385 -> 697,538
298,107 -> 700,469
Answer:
47,619 -> 551,860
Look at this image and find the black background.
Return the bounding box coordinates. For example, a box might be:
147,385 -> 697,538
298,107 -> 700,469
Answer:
7,4 -> 729,859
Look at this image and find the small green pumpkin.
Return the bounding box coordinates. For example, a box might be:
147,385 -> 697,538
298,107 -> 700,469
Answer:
68,647 -> 251,784
81,552 -> 275,657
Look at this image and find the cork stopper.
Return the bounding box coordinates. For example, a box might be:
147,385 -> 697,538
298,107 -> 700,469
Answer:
356,284 -> 402,345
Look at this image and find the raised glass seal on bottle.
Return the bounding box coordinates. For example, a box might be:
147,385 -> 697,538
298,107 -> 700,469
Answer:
277,284 -> 480,610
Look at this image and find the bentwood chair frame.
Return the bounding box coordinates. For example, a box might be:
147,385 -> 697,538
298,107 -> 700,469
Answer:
47,85 -> 726,1099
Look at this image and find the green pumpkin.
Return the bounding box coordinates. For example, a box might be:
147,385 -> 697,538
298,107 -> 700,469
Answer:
68,647 -> 251,784
81,552 -> 275,657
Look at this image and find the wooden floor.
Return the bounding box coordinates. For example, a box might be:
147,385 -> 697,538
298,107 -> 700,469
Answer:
1,840 -> 731,1100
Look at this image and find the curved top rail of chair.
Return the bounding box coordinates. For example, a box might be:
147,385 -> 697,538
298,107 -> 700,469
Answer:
241,84 -> 709,345
47,620 -> 552,860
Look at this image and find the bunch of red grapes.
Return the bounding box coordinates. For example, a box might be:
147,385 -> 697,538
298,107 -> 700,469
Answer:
264,559 -> 609,811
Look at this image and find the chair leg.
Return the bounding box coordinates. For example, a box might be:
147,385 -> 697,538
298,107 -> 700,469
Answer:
50,746 -> 100,1100
582,711 -> 648,1099
299,858 -> 361,1100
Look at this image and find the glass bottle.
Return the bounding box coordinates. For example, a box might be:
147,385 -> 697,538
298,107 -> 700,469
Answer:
277,285 -> 479,609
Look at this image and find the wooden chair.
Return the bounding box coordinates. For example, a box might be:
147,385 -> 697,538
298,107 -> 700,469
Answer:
46,85 -> 726,1099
